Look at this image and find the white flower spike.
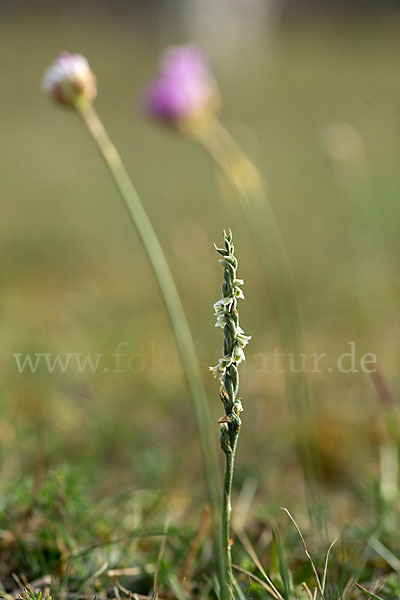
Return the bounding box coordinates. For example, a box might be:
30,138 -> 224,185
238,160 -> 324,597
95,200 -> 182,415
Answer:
210,229 -> 251,382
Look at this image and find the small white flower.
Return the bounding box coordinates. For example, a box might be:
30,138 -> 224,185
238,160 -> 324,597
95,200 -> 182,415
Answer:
233,345 -> 246,364
42,52 -> 97,107
209,364 -> 220,378
236,331 -> 251,345
215,316 -> 225,328
209,357 -> 230,378
233,399 -> 243,414
214,297 -> 233,311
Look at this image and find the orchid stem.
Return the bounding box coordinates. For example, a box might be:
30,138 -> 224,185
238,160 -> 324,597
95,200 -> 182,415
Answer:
222,436 -> 238,583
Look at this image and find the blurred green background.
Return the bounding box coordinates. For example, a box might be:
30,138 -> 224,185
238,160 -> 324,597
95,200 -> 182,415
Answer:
2,1 -> 400,522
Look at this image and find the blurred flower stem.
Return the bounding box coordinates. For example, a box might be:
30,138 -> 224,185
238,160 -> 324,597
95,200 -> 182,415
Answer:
321,123 -> 400,507
321,123 -> 397,358
196,119 -> 325,528
74,100 -> 228,599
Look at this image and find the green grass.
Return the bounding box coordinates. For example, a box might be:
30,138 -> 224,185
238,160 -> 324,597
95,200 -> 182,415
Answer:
1,468 -> 400,598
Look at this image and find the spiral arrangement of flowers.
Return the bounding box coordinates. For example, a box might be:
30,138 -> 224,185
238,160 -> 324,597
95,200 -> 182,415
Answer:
211,230 -> 251,451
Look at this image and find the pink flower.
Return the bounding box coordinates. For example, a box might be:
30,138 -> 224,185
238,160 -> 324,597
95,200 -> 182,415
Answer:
42,52 -> 97,107
144,45 -> 219,126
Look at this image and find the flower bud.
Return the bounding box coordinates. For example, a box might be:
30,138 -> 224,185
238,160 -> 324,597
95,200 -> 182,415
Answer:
144,45 -> 219,130
42,52 -> 97,107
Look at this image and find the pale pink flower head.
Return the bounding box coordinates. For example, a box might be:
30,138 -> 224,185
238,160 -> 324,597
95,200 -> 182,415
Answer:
144,45 -> 219,128
42,52 -> 97,107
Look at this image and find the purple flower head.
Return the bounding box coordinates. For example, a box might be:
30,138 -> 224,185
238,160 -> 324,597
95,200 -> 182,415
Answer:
144,45 -> 218,126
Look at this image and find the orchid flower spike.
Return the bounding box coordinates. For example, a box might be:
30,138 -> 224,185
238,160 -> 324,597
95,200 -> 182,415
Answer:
42,52 -> 97,108
210,230 -> 251,385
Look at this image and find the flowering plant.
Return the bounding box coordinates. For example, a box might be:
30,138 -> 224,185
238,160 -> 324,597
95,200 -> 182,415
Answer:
211,230 -> 250,586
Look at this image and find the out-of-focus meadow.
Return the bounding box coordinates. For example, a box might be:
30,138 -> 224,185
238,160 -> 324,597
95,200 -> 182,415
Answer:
2,0 -> 400,531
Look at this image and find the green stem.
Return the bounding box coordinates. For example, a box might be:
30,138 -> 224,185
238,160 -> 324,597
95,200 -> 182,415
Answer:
222,435 -> 238,586
74,101 -> 228,600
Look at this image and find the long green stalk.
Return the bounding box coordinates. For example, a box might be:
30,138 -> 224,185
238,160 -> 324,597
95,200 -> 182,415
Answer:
74,101 -> 228,600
